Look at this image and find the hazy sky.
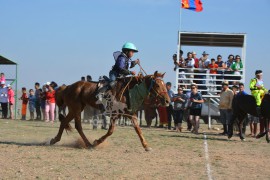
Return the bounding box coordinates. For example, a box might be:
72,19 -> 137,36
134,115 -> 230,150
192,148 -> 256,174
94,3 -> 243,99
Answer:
1,0 -> 270,91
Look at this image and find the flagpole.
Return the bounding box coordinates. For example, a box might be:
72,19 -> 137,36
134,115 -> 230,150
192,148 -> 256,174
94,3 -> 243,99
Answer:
176,1 -> 182,90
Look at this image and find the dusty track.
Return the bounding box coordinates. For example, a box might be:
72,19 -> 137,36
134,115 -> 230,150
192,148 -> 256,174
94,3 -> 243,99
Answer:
0,119 -> 269,179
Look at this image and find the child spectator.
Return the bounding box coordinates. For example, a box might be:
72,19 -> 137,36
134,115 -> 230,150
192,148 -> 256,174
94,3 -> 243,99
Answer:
0,73 -> 6,83
208,58 -> 219,92
173,87 -> 187,132
0,81 -> 8,119
45,84 -> 56,122
19,87 -> 28,120
7,84 -> 15,119
28,89 -> 36,120
40,85 -> 47,120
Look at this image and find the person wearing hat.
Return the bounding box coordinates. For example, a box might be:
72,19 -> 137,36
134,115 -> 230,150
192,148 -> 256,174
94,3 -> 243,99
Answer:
249,70 -> 268,139
197,51 -> 210,93
96,43 -> 140,96
7,84 -> 15,119
219,80 -> 234,136
250,70 -> 268,112
0,81 -> 8,119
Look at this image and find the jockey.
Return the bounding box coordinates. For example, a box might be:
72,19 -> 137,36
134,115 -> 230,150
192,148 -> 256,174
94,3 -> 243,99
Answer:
249,70 -> 268,114
96,42 -> 140,95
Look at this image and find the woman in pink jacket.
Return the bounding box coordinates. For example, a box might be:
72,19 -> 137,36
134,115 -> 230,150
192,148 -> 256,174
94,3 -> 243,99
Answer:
7,84 -> 15,119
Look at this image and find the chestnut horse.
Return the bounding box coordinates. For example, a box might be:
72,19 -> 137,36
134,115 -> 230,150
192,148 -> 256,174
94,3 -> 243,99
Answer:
49,71 -> 170,151
231,93 -> 270,142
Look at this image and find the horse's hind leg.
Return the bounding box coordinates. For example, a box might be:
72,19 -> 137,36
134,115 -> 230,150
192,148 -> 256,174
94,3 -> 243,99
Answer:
237,119 -> 245,141
93,116 -> 117,147
131,115 -> 152,151
74,112 -> 92,148
50,113 -> 74,145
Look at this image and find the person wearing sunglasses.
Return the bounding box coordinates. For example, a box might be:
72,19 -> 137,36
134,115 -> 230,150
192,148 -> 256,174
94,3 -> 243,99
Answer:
230,55 -> 243,85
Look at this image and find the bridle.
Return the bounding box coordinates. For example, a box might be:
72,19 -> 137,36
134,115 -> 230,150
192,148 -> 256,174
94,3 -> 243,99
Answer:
147,77 -> 167,104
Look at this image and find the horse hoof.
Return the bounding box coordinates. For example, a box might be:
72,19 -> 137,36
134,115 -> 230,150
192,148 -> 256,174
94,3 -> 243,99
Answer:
241,139 -> 246,142
93,140 -> 98,147
145,147 -> 152,152
44,139 -> 53,146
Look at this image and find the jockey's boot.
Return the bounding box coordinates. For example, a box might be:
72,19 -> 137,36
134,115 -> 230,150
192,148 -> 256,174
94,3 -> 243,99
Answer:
109,81 -> 116,90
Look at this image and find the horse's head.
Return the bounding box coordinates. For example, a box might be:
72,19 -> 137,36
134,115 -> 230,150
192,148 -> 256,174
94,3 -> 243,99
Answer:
145,71 -> 170,107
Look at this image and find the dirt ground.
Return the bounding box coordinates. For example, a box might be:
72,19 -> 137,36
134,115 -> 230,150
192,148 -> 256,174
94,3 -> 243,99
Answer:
0,119 -> 270,180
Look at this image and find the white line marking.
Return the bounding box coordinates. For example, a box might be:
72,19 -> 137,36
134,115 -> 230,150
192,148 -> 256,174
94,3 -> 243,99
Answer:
203,133 -> 213,180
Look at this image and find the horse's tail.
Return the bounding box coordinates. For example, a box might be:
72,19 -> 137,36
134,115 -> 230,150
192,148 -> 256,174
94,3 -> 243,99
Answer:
59,114 -> 72,132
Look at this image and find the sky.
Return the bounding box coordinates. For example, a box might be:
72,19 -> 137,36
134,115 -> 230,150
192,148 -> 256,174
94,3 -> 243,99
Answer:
1,0 -> 270,91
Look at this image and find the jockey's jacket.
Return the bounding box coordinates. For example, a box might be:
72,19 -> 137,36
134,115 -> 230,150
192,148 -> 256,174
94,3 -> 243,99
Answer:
111,51 -> 136,77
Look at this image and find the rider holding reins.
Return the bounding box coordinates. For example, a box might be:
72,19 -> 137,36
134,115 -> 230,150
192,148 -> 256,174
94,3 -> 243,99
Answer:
97,42 -> 140,95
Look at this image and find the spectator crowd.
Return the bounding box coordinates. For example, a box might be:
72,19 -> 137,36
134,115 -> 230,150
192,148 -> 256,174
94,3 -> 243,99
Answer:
173,50 -> 244,94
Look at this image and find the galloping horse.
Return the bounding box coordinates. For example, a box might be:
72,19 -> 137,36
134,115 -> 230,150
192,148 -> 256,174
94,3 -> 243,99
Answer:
231,93 -> 270,142
49,71 -> 170,151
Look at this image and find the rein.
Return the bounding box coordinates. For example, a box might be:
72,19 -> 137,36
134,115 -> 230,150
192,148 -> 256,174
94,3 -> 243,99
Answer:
119,76 -> 134,101
138,63 -> 148,76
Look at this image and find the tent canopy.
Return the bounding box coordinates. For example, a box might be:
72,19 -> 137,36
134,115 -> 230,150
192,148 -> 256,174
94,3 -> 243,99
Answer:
0,55 -> 17,65
179,31 -> 246,48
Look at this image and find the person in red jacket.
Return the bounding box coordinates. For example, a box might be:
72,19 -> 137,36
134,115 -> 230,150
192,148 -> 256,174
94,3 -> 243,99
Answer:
45,84 -> 56,122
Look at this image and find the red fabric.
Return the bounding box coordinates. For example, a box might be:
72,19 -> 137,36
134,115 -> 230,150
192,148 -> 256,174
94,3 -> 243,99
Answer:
194,0 -> 203,12
181,0 -> 203,12
46,90 -> 55,103
8,89 -> 15,104
194,58 -> 199,68
208,64 -> 219,74
158,107 -> 168,125
22,104 -> 27,116
21,93 -> 28,104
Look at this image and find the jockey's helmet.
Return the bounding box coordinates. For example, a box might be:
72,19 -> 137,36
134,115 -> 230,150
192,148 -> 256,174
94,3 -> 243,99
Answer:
122,42 -> 138,53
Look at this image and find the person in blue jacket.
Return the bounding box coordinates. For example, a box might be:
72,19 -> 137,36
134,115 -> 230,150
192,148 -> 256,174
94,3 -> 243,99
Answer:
97,42 -> 140,95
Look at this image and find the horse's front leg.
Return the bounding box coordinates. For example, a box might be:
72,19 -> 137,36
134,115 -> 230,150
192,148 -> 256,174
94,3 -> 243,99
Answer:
131,114 -> 152,151
74,112 -> 93,148
93,116 -> 117,147
50,113 -> 74,145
